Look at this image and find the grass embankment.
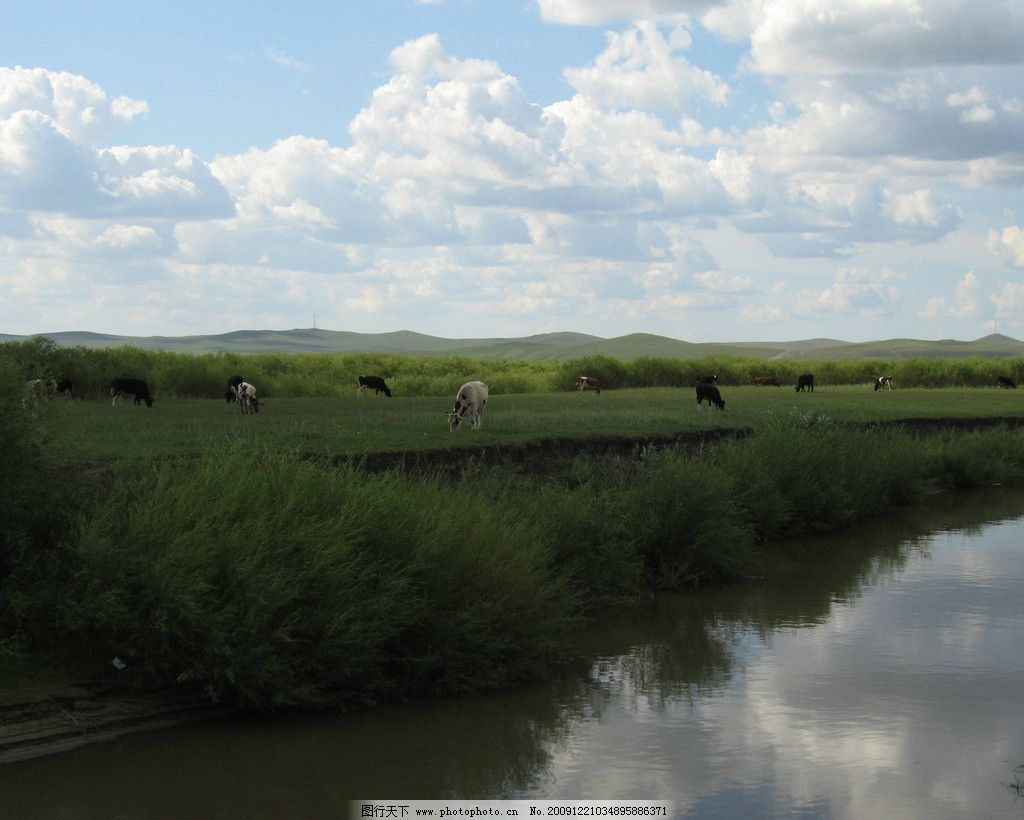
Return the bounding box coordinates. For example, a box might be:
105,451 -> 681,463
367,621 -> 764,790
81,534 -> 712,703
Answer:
5,385 -> 1024,708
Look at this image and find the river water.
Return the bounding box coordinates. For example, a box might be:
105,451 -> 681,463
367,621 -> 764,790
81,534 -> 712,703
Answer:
1,491 -> 1022,819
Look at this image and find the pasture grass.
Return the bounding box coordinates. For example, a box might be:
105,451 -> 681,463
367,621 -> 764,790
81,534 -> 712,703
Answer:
41,385 -> 1024,466
5,372 -> 1024,710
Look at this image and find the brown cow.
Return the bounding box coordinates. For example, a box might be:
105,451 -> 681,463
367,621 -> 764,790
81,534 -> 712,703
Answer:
575,375 -> 602,395
753,376 -> 781,387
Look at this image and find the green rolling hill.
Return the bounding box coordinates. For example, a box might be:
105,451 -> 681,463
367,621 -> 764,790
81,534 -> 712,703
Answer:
2,329 -> 1023,361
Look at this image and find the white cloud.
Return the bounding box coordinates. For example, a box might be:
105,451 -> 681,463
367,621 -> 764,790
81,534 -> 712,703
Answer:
946,87 -> 996,124
988,225 -> 1024,269
265,48 -> 311,73
797,267 -> 903,315
563,22 -> 729,111
702,0 -> 1024,76
3,8 -> 1024,339
0,69 -> 230,218
537,0 -> 710,25
881,188 -> 956,230
991,281 -> 1024,325
0,66 -> 148,144
920,271 -> 982,319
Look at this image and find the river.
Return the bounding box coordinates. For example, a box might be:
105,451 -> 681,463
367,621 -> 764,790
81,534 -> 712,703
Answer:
1,490 -> 1022,819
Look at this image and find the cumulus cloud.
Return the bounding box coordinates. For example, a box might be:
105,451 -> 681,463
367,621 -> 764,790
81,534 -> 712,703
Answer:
920,271 -> 982,319
563,22 -> 728,111
0,68 -> 232,218
3,6 -> 1024,338
988,225 -> 1024,269
991,281 -> 1024,324
796,267 -> 903,316
0,66 -> 148,144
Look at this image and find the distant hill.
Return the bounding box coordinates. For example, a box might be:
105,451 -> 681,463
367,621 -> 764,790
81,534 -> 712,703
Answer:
2,329 -> 1023,361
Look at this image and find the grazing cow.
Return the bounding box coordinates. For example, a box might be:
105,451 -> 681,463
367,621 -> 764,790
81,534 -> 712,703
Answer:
697,374 -> 718,385
55,377 -> 73,398
795,373 -> 815,393
447,381 -> 488,431
225,374 -> 244,402
753,376 -> 781,387
574,375 -> 602,395
874,376 -> 895,391
696,382 -> 726,411
357,375 -> 392,397
997,375 -> 1017,389
237,381 -> 260,414
110,377 -> 154,407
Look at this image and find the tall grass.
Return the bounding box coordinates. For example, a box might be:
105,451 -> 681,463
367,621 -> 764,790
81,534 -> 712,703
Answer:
64,450 -> 573,706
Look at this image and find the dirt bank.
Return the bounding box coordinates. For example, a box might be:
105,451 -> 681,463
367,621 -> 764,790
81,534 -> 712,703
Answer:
0,678 -> 226,765
333,415 -> 1024,474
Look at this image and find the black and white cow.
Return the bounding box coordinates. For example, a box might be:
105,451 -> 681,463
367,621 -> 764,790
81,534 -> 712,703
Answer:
696,382 -> 726,410
448,381 -> 488,431
997,375 -> 1017,389
225,374 -> 245,402
110,377 -> 154,407
697,374 -> 718,385
795,373 -> 815,392
236,381 -> 260,414
874,376 -> 895,391
55,377 -> 73,398
357,375 -> 392,397
574,375 -> 602,395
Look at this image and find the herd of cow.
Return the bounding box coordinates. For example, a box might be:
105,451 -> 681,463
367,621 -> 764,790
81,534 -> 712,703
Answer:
21,369 -> 1020,429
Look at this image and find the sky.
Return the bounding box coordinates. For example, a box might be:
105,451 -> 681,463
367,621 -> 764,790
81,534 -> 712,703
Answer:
2,0 -> 1024,343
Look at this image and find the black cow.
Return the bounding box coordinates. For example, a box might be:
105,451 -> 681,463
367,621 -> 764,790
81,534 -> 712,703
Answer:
997,376 -> 1017,389
357,375 -> 392,397
55,377 -> 73,398
696,382 -> 725,411
795,373 -> 815,392
697,374 -> 718,385
110,377 -> 154,407
225,374 -> 245,402
874,376 -> 895,391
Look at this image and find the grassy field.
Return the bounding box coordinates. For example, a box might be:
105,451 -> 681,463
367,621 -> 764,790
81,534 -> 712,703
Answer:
7,375 -> 1024,708
43,386 -> 1024,465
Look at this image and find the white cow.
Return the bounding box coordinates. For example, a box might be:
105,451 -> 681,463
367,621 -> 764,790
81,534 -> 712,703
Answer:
447,381 -> 488,431
237,381 -> 260,414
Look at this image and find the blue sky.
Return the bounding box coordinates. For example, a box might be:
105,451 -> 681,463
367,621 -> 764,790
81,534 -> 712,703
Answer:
2,0 -> 1024,342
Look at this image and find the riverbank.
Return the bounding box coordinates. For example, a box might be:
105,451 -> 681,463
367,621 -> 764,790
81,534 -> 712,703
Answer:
3,417 -> 1024,764
0,679 -> 224,765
